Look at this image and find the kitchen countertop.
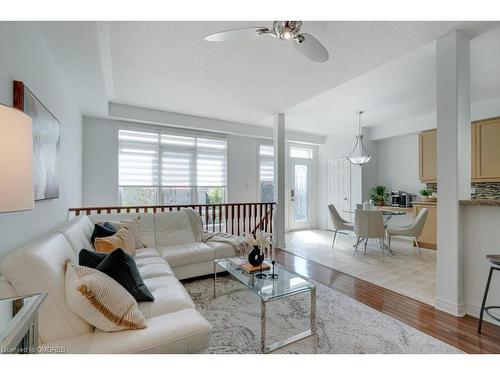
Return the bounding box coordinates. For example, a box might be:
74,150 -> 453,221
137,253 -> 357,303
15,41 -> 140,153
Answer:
459,199 -> 500,207
377,205 -> 413,212
413,201 -> 437,206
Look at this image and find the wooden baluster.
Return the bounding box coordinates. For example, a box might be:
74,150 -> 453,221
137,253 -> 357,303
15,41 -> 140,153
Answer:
231,205 -> 234,235
242,204 -> 246,235
177,206 -> 181,211
265,204 -> 269,232
75,209 -> 80,216
205,206 -> 209,231
224,205 -> 228,233
235,205 -> 239,236
198,206 -> 203,218
259,203 -> 264,230
212,205 -> 216,232
218,205 -> 222,232
270,204 -> 274,234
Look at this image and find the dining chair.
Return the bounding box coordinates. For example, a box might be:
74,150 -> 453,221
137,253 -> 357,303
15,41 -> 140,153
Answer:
385,208 -> 428,259
328,204 -> 354,249
353,210 -> 385,260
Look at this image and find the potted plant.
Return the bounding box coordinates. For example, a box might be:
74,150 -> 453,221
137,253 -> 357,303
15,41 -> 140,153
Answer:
370,185 -> 388,206
419,189 -> 436,202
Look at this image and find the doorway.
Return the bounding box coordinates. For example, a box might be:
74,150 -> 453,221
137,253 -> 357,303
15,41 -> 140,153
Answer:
289,158 -> 313,230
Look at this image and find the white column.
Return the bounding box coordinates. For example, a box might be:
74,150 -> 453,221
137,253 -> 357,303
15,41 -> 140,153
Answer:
435,30 -> 471,316
273,113 -> 286,248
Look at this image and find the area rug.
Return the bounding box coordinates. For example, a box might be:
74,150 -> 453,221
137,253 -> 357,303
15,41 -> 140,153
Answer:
182,275 -> 462,354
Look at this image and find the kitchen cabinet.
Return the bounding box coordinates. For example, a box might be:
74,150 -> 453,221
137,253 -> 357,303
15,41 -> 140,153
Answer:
472,117 -> 500,182
419,117 -> 500,183
419,129 -> 437,183
413,202 -> 437,250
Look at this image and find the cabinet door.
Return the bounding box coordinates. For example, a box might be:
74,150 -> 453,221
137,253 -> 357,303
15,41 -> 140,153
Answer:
474,118 -> 500,182
419,129 -> 437,182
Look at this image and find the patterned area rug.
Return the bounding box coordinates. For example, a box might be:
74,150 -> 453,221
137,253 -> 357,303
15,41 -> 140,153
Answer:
183,275 -> 462,354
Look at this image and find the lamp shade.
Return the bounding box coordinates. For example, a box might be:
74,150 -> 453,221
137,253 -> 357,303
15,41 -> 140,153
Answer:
0,104 -> 34,213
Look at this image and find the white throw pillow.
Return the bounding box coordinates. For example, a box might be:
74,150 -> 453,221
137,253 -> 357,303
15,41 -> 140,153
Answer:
65,262 -> 146,332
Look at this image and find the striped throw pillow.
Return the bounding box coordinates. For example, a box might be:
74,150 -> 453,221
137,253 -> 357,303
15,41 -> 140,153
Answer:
65,262 -> 146,331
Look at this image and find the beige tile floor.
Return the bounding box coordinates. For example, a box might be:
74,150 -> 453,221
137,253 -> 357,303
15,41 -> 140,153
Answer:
284,230 -> 436,306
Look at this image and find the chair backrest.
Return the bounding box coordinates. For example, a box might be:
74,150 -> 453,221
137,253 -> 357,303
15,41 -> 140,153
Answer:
410,208 -> 429,237
354,210 -> 385,238
328,204 -> 346,230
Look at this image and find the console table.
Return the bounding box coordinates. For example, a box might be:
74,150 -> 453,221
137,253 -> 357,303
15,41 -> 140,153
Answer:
0,293 -> 47,354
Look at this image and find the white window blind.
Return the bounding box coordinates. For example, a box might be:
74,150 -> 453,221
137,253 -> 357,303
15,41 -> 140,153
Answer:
259,144 -> 274,182
119,130 -> 160,186
259,144 -> 274,203
119,129 -> 227,205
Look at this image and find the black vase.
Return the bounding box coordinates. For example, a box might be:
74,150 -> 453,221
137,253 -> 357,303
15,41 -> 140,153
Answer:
248,245 -> 264,266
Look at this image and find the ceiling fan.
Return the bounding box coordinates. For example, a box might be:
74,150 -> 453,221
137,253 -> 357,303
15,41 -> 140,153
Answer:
204,21 -> 330,63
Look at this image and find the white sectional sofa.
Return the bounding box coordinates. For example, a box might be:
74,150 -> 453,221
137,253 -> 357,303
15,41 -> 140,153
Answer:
0,210 -> 237,354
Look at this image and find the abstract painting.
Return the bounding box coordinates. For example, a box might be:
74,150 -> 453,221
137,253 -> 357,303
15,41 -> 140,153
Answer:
13,80 -> 60,200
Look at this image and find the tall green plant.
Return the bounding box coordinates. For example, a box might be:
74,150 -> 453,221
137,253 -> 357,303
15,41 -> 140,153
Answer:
370,185 -> 388,206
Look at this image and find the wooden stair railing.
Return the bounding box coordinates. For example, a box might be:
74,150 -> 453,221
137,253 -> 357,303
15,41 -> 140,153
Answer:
68,202 -> 276,237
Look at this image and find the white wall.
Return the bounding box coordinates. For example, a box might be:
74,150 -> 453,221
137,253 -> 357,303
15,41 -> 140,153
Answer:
462,205 -> 500,323
377,133 -> 426,195
0,22 -> 82,262
82,117 -> 260,206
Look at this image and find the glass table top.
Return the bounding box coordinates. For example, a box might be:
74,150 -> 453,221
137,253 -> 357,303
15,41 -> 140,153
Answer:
216,258 -> 315,301
343,209 -> 407,216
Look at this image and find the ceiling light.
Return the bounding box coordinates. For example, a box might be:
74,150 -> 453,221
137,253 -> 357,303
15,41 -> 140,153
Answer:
347,111 -> 372,166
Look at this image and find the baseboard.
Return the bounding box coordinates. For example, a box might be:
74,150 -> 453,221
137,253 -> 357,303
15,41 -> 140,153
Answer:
435,297 -> 466,316
465,302 -> 500,326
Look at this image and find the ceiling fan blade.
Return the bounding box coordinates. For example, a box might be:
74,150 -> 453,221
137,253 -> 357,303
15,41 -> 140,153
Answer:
294,33 -> 329,63
204,27 -> 268,42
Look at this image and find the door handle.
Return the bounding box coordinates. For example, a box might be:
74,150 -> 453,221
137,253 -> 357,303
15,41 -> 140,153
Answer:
291,189 -> 295,201
344,197 -> 348,201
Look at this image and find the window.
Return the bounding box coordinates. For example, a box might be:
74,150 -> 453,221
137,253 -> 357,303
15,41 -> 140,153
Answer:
290,146 -> 313,159
259,144 -> 274,203
119,129 -> 227,206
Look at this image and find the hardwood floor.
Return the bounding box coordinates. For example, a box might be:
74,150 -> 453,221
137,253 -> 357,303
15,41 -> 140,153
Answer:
274,248 -> 500,354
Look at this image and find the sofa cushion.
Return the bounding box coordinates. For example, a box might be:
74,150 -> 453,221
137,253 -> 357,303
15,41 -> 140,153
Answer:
90,223 -> 117,245
154,211 -> 196,247
90,213 -> 156,248
0,234 -> 93,343
136,262 -> 175,279
65,262 -> 146,331
40,309 -> 212,354
205,241 -> 236,259
139,276 -> 195,318
158,242 -> 215,268
134,247 -> 161,259
60,217 -> 94,256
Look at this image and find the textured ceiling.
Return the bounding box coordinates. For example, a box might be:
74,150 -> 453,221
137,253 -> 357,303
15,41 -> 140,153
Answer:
108,21 -> 471,127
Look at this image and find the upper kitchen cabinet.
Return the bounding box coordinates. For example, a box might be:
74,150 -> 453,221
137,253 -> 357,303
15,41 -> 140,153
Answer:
419,129 -> 437,183
472,117 -> 500,182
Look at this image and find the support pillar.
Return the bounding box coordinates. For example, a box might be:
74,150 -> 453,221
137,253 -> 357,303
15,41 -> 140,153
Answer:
273,113 -> 286,248
435,30 -> 471,315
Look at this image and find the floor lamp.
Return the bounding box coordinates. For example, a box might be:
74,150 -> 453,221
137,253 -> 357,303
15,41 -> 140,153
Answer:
0,104 -> 34,213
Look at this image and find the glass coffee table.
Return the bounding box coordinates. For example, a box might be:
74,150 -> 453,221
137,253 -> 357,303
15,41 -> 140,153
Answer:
213,258 -> 316,353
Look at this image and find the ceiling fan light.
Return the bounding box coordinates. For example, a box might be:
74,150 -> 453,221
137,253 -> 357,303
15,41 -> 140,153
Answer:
282,30 -> 294,40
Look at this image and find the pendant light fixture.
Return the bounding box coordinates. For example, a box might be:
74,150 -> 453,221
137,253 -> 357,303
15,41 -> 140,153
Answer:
347,110 -> 371,166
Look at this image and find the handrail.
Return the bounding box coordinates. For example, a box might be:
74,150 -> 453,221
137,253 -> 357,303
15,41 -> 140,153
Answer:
69,202 -> 276,236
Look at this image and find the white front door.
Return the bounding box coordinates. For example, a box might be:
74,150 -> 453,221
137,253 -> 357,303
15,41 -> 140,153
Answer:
326,157 -> 351,229
289,159 -> 313,230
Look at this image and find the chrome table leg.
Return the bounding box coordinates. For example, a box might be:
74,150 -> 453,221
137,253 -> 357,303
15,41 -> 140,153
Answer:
261,299 -> 266,353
